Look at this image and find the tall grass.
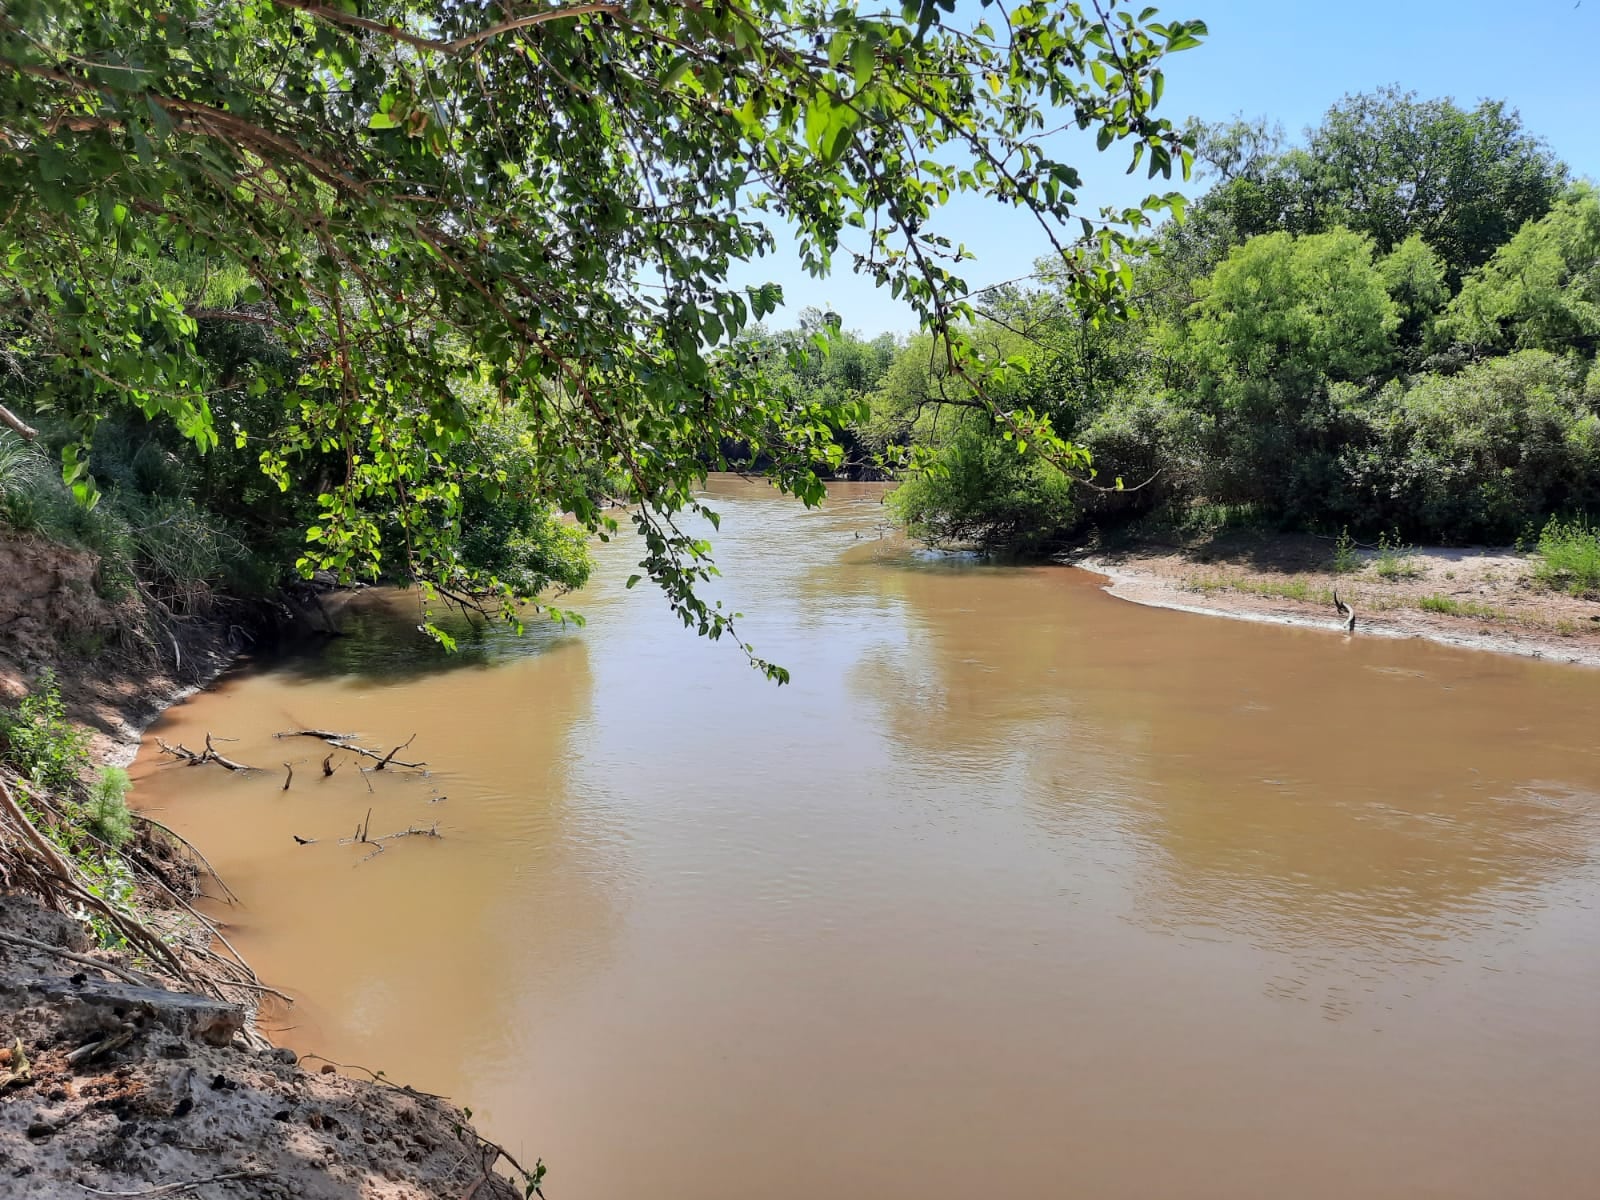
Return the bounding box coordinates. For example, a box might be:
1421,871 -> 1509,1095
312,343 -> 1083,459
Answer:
0,430 -> 48,529
1534,516 -> 1600,596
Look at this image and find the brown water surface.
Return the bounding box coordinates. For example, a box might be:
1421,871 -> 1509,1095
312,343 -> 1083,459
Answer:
132,477 -> 1600,1199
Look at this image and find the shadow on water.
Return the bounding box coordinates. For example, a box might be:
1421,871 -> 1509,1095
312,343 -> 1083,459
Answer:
268,590 -> 583,683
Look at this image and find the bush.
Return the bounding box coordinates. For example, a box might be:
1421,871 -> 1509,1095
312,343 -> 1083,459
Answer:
1534,515 -> 1600,595
1077,391 -> 1198,521
1363,350 -> 1600,542
0,670 -> 92,792
888,421 -> 1077,554
87,767 -> 134,848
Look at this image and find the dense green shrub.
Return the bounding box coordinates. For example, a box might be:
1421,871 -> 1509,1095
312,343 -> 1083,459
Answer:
1534,516 -> 1600,595
1361,351 -> 1600,541
1077,390 -> 1198,520
887,422 -> 1077,554
0,671 -> 91,792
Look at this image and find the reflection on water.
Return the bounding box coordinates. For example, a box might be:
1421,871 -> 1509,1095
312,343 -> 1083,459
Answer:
133,478 -> 1600,1200
273,589 -> 582,682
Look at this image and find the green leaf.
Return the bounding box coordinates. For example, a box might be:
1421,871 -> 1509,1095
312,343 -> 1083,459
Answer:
850,39 -> 875,88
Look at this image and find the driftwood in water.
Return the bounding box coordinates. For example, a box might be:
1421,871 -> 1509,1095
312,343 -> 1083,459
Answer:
339,806 -> 441,863
375,733 -> 416,770
155,734 -> 256,772
321,753 -> 339,777
275,730 -> 426,770
281,762 -> 293,791
1333,587 -> 1357,633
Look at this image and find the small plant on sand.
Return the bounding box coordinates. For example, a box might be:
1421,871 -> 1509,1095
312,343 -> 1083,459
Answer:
1374,531 -> 1423,581
1534,516 -> 1600,596
1331,527 -> 1362,574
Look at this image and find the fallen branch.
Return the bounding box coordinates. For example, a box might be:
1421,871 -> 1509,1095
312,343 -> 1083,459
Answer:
375,733 -> 417,770
339,816 -> 441,864
75,1171 -> 276,1197
321,753 -> 338,777
0,778 -> 189,980
153,735 -> 255,773
0,929 -> 156,988
66,1026 -> 137,1067
275,729 -> 426,769
203,733 -> 253,772
281,762 -> 293,791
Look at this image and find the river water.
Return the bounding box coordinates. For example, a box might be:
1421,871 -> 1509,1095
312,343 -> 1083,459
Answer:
131,477 -> 1600,1199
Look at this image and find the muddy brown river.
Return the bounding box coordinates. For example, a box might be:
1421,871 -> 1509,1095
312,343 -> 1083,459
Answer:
131,477 -> 1600,1199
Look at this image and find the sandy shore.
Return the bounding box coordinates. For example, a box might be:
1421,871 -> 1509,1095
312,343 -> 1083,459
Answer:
1074,533 -> 1600,668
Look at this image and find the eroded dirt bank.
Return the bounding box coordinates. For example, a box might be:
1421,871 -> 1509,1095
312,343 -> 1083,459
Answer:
1,531 -> 524,1198
0,897 -> 519,1199
1074,532 -> 1600,667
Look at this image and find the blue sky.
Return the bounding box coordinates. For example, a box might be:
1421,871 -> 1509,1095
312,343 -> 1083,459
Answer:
733,0 -> 1600,337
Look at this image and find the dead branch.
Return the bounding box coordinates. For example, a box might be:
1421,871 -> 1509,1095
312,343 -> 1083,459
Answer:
155,738 -> 203,764
0,777 -> 189,980
0,400 -> 38,440
0,929 -> 156,988
66,1026 -> 138,1067
154,736 -> 255,773
338,815 -> 441,864
321,753 -> 338,777
275,729 -> 426,769
75,1171 -> 276,1197
203,733 -> 254,772
375,733 -> 417,770
281,762 -> 293,791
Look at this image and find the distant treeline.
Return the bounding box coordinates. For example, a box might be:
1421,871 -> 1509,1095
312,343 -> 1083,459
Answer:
740,87 -> 1600,552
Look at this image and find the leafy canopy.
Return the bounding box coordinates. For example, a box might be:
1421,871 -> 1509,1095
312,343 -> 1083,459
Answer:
0,0 -> 1203,678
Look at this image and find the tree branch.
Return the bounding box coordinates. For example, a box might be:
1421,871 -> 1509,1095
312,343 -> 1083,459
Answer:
272,1 -> 622,55
0,401 -> 38,440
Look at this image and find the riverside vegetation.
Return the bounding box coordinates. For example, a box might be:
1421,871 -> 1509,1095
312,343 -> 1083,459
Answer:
0,2 -> 1210,1195
739,89 -> 1600,591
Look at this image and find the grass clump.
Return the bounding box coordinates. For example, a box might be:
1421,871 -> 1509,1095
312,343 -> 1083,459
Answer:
1417,594 -> 1506,619
1533,516 -> 1600,596
1183,575 -> 1333,604
1330,527 -> 1363,574
1374,531 -> 1423,581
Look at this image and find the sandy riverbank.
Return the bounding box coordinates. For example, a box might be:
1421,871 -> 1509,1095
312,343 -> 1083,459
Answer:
1074,532 -> 1600,668
1,530 -> 528,1198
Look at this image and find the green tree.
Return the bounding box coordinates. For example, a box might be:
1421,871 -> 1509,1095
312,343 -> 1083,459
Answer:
0,0 -> 1204,675
1439,185 -> 1600,358
1189,229 -> 1397,386
1303,87 -> 1566,278
1377,233 -> 1450,356
1182,229 -> 1397,516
